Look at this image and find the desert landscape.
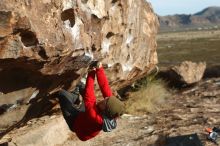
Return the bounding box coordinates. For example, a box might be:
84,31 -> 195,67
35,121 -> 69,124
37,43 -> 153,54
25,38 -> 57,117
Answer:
1,30 -> 220,146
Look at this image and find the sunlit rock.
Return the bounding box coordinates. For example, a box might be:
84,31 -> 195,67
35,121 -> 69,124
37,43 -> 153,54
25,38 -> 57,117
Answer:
0,0 -> 158,95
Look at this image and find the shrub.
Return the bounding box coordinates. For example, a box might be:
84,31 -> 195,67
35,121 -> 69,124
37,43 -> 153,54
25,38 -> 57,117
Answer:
125,78 -> 170,115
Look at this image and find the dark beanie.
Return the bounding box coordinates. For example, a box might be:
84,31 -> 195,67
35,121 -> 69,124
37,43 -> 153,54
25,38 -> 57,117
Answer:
105,96 -> 125,119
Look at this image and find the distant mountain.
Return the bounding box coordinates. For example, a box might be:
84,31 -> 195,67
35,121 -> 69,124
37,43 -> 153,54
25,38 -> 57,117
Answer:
158,6 -> 220,32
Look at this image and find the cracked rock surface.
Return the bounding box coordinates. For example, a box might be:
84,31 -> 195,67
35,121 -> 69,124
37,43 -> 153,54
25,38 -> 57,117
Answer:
0,0 -> 158,95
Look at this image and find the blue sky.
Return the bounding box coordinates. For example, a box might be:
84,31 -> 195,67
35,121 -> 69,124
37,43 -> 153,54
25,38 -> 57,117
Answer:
147,0 -> 220,16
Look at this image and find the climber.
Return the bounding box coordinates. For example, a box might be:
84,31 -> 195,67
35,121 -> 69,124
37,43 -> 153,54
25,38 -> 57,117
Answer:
58,61 -> 125,141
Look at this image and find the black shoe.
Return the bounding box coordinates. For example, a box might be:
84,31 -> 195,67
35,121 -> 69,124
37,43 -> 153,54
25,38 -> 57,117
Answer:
72,95 -> 85,112
59,89 -> 79,105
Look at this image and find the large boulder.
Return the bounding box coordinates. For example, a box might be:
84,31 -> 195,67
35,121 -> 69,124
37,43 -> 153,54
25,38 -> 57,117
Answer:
171,61 -> 206,84
0,0 -> 159,96
0,0 -> 159,137
158,61 -> 206,88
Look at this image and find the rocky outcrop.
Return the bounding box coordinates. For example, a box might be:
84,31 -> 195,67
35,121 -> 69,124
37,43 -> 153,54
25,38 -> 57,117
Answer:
158,61 -> 206,87
0,0 -> 158,95
2,116 -> 70,146
0,0 -> 158,138
171,61 -> 206,84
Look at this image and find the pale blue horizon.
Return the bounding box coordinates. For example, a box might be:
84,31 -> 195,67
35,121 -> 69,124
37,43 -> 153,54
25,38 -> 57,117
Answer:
147,0 -> 220,16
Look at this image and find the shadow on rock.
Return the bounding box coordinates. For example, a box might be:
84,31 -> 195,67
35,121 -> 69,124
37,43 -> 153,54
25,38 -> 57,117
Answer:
0,95 -> 57,139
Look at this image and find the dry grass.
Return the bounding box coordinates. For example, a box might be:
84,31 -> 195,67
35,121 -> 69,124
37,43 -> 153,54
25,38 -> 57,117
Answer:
125,79 -> 170,115
157,30 -> 220,67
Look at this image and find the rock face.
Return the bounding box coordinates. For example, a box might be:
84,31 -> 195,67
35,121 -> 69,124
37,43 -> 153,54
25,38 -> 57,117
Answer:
0,0 -> 158,139
7,116 -> 70,146
0,0 -> 158,96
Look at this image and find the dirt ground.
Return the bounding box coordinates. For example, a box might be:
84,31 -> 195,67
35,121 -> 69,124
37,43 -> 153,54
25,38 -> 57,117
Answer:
1,78 -> 220,146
